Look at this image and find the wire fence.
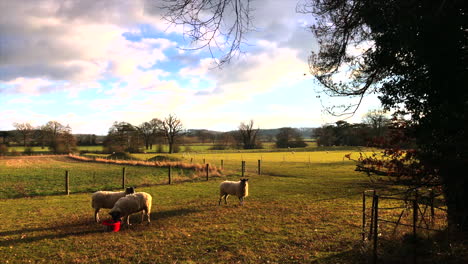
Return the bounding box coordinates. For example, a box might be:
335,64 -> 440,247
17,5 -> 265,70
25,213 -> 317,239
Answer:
362,189 -> 447,264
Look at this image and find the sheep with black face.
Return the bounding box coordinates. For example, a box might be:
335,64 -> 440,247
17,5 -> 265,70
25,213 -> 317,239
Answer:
91,187 -> 135,222
218,178 -> 249,205
109,192 -> 152,225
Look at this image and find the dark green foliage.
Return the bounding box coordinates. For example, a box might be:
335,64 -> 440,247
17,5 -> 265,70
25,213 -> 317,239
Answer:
314,121 -> 370,147
147,155 -> 181,162
309,0 -> 467,234
108,152 -> 139,161
275,127 -> 307,148
104,122 -> 143,153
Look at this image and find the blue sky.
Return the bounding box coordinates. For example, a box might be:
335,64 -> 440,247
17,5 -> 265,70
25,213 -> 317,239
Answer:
0,0 -> 382,134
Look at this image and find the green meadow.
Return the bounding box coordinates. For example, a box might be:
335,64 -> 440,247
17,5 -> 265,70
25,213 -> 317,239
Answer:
0,147 -> 452,263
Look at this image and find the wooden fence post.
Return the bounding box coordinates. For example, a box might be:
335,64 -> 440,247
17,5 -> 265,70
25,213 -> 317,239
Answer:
65,170 -> 70,195
430,189 -> 435,225
221,160 -> 224,170
373,194 -> 379,264
368,190 -> 376,241
241,161 -> 245,177
168,166 -> 172,185
362,191 -> 366,241
122,167 -> 126,189
206,163 -> 209,181
413,191 -> 418,238
258,160 -> 261,175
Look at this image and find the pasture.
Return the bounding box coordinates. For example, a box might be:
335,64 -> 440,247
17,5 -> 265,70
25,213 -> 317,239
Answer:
0,148 -> 451,263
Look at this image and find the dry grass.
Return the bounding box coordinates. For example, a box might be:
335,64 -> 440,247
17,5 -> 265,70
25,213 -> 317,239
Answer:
68,154 -> 222,177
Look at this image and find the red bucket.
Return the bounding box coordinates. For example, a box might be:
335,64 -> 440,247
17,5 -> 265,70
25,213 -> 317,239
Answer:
102,219 -> 121,232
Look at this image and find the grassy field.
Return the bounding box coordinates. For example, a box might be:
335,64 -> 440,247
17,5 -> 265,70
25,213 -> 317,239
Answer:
0,156 -> 197,198
0,148 -> 454,263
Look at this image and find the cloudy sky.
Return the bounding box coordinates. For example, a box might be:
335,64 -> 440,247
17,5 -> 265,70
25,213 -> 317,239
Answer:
0,0 -> 381,134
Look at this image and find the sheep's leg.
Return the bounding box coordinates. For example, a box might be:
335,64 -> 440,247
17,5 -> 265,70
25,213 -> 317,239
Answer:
145,208 -> 151,223
224,194 -> 229,204
125,215 -> 131,226
94,208 -> 100,222
239,197 -> 244,206
218,193 -> 225,205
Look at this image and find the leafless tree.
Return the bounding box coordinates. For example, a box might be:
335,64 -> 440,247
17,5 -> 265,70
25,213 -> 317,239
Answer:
162,0 -> 253,65
13,122 -> 34,147
41,121 -> 76,153
149,118 -> 164,149
237,119 -> 259,149
138,122 -> 154,150
162,114 -> 184,154
362,109 -> 390,138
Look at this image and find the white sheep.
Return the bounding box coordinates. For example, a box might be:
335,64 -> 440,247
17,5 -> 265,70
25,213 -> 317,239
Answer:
109,192 -> 152,225
218,178 -> 249,206
91,187 -> 135,222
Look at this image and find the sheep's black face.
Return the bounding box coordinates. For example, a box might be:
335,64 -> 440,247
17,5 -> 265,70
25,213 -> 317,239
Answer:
125,187 -> 135,194
241,179 -> 248,183
109,211 -> 121,222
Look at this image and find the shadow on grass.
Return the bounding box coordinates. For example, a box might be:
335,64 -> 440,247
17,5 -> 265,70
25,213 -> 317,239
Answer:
0,218 -> 102,247
0,209 -> 201,247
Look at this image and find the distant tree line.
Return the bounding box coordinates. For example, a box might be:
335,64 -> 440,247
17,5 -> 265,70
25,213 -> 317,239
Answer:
314,110 -> 392,147
104,114 -> 184,154
0,121 -> 78,154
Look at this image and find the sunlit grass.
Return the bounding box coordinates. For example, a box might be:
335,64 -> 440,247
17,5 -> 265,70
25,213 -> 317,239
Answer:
0,147 -> 451,263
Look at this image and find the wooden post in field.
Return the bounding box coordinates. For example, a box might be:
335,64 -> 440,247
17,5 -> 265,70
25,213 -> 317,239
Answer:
362,191 -> 366,241
203,158 -> 206,164
241,161 -> 246,177
430,189 -> 435,225
412,190 -> 419,264
168,166 -> 172,185
413,191 -> 418,238
373,194 -> 379,264
206,164 -> 209,181
221,160 -> 224,170
368,190 -> 376,241
122,167 -> 126,189
65,170 -> 70,195
258,159 -> 261,175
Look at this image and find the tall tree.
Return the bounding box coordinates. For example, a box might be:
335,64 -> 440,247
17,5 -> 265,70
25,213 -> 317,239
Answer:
276,127 -> 307,148
307,0 -> 467,234
13,122 -> 34,147
362,109 -> 390,139
104,122 -> 142,153
237,120 -> 260,149
149,118 -> 164,150
41,121 -> 76,153
162,114 -> 184,154
138,122 -> 154,150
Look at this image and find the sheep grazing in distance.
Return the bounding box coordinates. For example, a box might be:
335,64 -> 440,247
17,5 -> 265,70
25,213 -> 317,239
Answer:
219,179 -> 249,206
91,187 -> 135,222
109,192 -> 152,225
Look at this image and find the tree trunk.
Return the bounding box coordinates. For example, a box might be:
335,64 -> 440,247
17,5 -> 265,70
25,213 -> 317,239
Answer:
442,160 -> 468,239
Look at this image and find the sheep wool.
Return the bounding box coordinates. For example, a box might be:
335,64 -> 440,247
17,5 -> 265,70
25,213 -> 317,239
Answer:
109,192 -> 152,225
91,187 -> 135,222
219,178 -> 249,205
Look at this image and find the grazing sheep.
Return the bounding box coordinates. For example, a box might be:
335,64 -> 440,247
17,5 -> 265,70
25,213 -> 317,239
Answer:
218,179 -> 249,206
91,187 -> 135,222
109,192 -> 152,225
